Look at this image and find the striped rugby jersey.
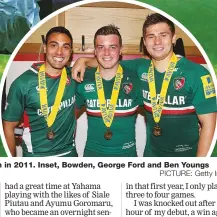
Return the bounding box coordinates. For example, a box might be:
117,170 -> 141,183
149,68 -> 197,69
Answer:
121,57 -> 217,157
3,63 -> 77,157
76,64 -> 143,157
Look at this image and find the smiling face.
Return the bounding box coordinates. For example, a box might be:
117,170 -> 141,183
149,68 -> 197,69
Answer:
143,22 -> 176,61
43,32 -> 72,74
94,34 -> 122,71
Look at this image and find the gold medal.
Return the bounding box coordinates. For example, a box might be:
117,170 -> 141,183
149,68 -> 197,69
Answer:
95,65 -> 123,140
47,130 -> 55,140
38,64 -> 67,141
104,129 -> 113,140
153,124 -> 162,137
148,53 -> 177,138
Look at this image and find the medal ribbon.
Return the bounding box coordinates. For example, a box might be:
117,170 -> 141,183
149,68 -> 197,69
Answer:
95,65 -> 123,128
148,53 -> 177,124
38,64 -> 67,127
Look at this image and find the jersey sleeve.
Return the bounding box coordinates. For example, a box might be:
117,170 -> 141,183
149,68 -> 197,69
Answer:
136,78 -> 144,106
2,78 -> 26,122
75,83 -> 85,109
120,58 -> 150,77
192,66 -> 217,114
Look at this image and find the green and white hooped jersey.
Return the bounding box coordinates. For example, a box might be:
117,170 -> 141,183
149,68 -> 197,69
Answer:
76,65 -> 143,157
121,57 -> 217,157
3,63 -> 77,157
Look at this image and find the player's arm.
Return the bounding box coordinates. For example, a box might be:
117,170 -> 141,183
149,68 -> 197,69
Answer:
72,57 -> 98,82
196,113 -> 216,157
191,65 -> 217,156
71,57 -> 144,82
75,83 -> 86,118
2,76 -> 26,157
3,120 -> 20,157
137,85 -> 145,116
75,106 -> 86,119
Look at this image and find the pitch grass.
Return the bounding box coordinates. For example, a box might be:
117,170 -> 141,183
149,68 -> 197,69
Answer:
211,143 -> 217,157
0,55 -> 10,79
0,55 -> 10,156
0,145 -> 7,157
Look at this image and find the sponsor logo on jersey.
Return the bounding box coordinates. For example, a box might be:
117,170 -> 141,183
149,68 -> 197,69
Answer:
86,99 -> 133,108
5,102 -> 9,110
143,90 -> 186,105
66,76 -> 71,85
37,96 -> 75,116
201,75 -> 216,98
173,67 -> 179,72
140,73 -> 148,82
122,141 -> 135,149
122,82 -> 133,94
173,76 -> 185,90
36,86 -> 48,93
84,84 -> 95,92
174,144 -> 192,152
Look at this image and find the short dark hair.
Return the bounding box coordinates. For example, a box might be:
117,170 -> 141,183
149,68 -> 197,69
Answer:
45,26 -> 73,47
94,24 -> 122,47
143,13 -> 175,36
